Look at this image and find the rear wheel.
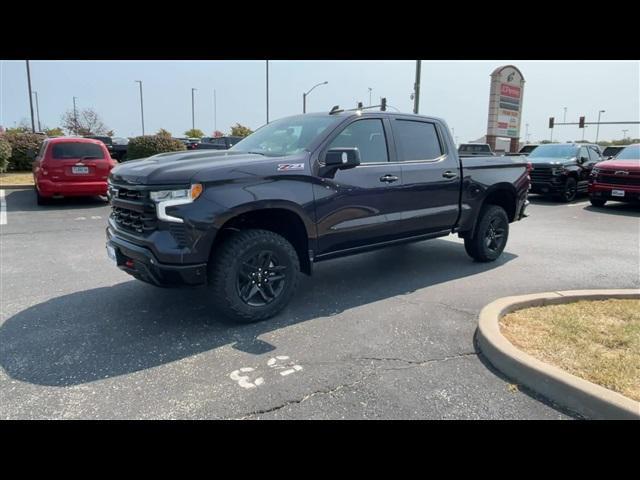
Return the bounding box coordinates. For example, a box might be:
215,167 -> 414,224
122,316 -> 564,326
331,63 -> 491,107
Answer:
464,205 -> 509,262
208,229 -> 300,323
35,187 -> 50,206
590,198 -> 606,207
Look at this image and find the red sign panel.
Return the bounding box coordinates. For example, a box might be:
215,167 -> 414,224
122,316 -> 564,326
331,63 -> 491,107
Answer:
500,84 -> 521,98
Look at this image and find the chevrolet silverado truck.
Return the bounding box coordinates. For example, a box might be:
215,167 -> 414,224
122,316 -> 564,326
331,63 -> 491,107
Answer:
106,109 -> 530,322
528,143 -> 602,202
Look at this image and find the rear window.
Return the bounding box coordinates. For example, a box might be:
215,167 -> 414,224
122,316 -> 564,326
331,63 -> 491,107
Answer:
519,145 -> 538,154
51,142 -> 105,159
602,146 -> 623,157
459,144 -> 490,152
394,120 -> 443,161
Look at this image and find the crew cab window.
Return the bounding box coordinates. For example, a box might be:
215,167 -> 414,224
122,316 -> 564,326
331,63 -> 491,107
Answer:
587,147 -> 601,163
394,120 -> 443,161
328,119 -> 388,163
579,147 -> 589,161
51,143 -> 105,159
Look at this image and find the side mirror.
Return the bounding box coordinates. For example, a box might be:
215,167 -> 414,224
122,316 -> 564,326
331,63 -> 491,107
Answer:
578,156 -> 588,164
324,147 -> 361,170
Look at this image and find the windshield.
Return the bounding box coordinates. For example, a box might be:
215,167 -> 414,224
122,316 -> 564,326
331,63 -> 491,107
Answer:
602,146 -> 623,157
528,144 -> 578,159
615,145 -> 639,160
51,142 -> 105,159
230,115 -> 339,157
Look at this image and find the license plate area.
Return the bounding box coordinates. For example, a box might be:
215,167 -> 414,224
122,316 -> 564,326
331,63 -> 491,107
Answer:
611,189 -> 625,197
72,166 -> 89,174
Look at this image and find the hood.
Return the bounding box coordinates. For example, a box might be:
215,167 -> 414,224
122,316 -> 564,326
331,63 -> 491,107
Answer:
109,150 -> 272,185
595,159 -> 640,171
528,156 -> 576,166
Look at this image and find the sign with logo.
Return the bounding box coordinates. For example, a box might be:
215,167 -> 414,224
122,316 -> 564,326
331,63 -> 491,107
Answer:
486,66 -> 525,139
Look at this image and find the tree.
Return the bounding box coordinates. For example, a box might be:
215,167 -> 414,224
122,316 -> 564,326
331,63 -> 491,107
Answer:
184,128 -> 205,138
156,128 -> 172,138
106,130 -> 115,137
61,108 -> 110,136
44,127 -> 65,137
230,123 -> 253,137
212,130 -> 225,138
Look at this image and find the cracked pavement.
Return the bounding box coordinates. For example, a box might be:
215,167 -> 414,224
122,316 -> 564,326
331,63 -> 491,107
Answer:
1,189 -> 638,419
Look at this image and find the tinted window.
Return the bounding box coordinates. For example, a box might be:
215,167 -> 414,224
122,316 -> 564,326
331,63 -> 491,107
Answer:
328,119 -> 388,163
528,144 -> 579,159
519,145 -> 538,154
394,120 -> 442,161
213,138 -> 227,146
51,142 -> 105,159
602,146 -> 623,157
587,147 -> 601,162
459,144 -> 490,153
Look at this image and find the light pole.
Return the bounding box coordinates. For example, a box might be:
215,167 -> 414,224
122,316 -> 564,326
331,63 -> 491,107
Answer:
135,80 -> 145,135
73,96 -> 78,135
563,107 -> 567,123
266,60 -> 269,124
526,123 -> 530,143
582,125 -> 587,141
302,81 -> 328,114
368,87 -> 372,106
25,60 -> 36,133
596,110 -> 605,143
191,88 -> 197,131
33,91 -> 41,132
213,89 -> 217,132
413,60 -> 422,114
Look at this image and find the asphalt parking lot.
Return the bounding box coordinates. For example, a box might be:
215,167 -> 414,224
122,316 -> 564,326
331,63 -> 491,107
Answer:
0,188 -> 638,419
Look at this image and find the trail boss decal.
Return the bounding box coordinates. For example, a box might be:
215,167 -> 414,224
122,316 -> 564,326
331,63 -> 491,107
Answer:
277,163 -> 305,171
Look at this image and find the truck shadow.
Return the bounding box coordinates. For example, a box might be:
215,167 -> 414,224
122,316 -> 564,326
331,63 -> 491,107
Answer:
0,239 -> 516,387
4,188 -> 108,213
583,203 -> 640,217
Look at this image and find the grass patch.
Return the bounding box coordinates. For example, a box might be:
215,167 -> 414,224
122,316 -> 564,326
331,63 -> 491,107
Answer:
0,171 -> 34,186
500,299 -> 640,402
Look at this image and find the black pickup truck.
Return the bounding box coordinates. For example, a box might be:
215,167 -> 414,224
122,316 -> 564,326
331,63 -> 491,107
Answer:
106,110 -> 530,322
458,143 -> 496,157
196,136 -> 242,150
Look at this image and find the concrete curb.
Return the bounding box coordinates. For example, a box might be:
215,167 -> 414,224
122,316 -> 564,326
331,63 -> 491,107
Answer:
477,289 -> 640,420
0,184 -> 33,190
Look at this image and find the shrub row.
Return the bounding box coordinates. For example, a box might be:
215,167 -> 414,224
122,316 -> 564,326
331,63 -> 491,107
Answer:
126,134 -> 186,160
1,132 -> 45,171
0,136 -> 12,173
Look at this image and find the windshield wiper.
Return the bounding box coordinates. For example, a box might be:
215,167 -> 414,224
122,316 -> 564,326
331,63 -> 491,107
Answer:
247,151 -> 266,156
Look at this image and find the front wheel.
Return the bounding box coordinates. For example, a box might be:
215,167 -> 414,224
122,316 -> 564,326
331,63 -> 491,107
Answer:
464,205 -> 509,262
558,177 -> 577,203
208,229 -> 300,323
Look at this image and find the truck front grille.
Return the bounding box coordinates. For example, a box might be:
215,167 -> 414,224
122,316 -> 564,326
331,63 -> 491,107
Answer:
109,184 -> 157,234
530,166 -> 553,183
597,170 -> 640,186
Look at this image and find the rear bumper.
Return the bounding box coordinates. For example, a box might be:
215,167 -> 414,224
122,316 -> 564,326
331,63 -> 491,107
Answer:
589,182 -> 640,202
106,229 -> 207,287
37,178 -> 108,197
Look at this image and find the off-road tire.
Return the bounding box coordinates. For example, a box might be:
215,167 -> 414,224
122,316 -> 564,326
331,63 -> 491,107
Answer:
464,204 -> 509,262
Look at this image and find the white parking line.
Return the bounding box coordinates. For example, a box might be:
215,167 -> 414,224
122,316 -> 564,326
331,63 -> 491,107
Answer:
0,190 -> 6,225
566,201 -> 590,207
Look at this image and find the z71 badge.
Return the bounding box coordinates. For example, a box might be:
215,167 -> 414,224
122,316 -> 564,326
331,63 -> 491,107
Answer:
277,163 -> 305,171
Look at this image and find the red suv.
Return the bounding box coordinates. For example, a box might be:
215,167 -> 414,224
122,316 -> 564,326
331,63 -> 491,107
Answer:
588,144 -> 640,207
33,137 -> 117,205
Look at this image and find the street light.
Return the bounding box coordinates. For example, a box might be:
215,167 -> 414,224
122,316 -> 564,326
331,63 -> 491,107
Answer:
596,110 -> 605,143
191,88 -> 197,131
368,87 -> 373,106
33,91 -> 41,132
302,81 -> 328,113
135,80 -> 145,135
622,129 -> 628,140
25,60 -> 36,133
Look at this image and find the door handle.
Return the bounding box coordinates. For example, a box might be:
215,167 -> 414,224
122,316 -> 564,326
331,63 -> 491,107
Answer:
379,174 -> 399,183
442,171 -> 458,179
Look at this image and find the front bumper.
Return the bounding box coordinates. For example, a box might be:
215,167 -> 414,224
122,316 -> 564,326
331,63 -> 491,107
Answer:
530,181 -> 565,195
106,229 -> 207,287
589,182 -> 640,202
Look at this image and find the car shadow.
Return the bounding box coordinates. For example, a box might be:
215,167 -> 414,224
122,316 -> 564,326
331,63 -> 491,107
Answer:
583,203 -> 640,217
527,193 -> 586,207
4,188 -> 108,213
0,239 -> 516,387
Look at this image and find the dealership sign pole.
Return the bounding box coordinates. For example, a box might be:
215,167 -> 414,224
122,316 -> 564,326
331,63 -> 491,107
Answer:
486,65 -> 525,153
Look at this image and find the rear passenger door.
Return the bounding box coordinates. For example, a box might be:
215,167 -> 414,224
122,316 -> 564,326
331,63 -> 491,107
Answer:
390,118 -> 460,235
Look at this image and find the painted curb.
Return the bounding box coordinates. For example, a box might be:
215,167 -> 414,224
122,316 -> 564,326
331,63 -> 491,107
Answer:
0,184 -> 33,189
477,289 -> 640,420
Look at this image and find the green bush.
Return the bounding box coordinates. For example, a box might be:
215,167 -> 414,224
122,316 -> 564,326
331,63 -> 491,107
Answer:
0,136 -> 12,173
126,134 -> 186,161
3,132 -> 45,171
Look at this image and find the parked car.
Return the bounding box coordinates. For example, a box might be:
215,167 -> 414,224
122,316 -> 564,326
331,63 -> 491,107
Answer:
106,111 -> 529,323
458,143 -> 495,157
174,137 -> 200,150
195,136 -> 242,150
528,143 -> 602,202
517,144 -> 539,156
32,137 -> 117,205
83,135 -> 128,161
600,145 -> 627,160
588,144 -> 640,207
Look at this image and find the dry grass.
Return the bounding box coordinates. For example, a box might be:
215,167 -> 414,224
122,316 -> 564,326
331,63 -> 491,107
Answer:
0,171 -> 34,186
500,299 -> 640,402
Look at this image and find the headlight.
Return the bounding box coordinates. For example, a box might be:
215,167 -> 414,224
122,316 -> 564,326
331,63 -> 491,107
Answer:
150,184 -> 203,223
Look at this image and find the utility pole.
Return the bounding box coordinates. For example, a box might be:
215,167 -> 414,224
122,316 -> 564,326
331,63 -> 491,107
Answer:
368,87 -> 372,106
596,110 -> 605,143
213,89 -> 217,132
622,129 -> 628,140
413,60 -> 421,114
303,81 -> 328,114
135,80 -> 145,135
73,96 -> 78,135
526,123 -> 530,143
33,91 -> 41,132
266,60 -> 269,124
191,88 -> 197,131
563,107 -> 567,123
25,60 -> 36,133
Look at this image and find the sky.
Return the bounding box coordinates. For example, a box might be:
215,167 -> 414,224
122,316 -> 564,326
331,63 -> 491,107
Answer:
1,60 -> 638,143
